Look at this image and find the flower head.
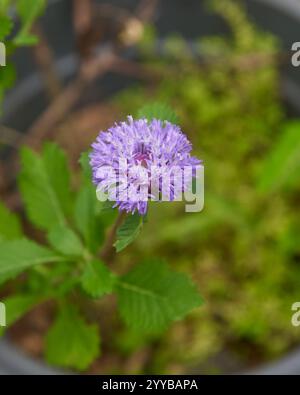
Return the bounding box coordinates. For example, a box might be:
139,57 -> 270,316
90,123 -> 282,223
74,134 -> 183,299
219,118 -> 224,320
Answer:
90,116 -> 201,215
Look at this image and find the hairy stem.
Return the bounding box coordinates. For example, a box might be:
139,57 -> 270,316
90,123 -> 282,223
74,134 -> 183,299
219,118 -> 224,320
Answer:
100,210 -> 126,264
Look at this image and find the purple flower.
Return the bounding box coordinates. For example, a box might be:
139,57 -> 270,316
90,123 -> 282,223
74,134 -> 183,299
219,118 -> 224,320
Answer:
90,116 -> 201,215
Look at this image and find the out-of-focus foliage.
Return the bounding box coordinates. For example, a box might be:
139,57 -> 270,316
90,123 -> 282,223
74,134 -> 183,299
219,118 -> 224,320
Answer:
258,121 -> 300,192
1,0 -> 300,374
0,0 -> 46,110
0,139 -> 203,371
137,102 -> 179,124
114,0 -> 300,372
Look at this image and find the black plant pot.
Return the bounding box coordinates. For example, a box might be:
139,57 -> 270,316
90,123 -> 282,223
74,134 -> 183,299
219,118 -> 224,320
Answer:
0,0 -> 300,374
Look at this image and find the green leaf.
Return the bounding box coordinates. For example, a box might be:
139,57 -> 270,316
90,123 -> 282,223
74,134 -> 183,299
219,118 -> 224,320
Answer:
74,183 -> 104,253
164,34 -> 192,60
0,1 -> 11,13
17,0 -> 46,24
137,102 -> 179,124
117,260 -> 203,333
258,121 -> 300,192
0,63 -> 17,89
14,0 -> 46,46
0,201 -> 22,241
19,143 -> 72,231
114,213 -> 144,253
0,294 -> 39,336
0,15 -> 12,40
0,238 -> 61,284
73,150 -> 107,253
81,259 -> 116,298
45,305 -> 100,371
79,151 -> 92,179
47,225 -> 84,257
14,33 -> 38,46
278,222 -> 300,256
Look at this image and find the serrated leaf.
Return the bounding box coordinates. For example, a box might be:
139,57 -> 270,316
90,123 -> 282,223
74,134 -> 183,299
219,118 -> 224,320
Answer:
0,15 -> 12,40
47,225 -> 84,257
19,143 -> 72,231
114,213 -> 143,253
258,121 -> 300,192
117,260 -> 203,333
74,184 -> 104,253
0,294 -> 39,336
0,238 -> 61,284
73,150 -> 106,253
0,201 -> 22,241
137,102 -> 179,124
45,305 -> 100,371
81,259 -> 115,298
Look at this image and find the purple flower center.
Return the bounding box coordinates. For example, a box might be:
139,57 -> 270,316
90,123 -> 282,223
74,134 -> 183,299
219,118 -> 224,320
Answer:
133,142 -> 151,165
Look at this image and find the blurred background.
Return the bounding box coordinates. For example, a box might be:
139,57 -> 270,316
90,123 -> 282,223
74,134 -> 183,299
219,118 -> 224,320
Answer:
1,0 -> 300,374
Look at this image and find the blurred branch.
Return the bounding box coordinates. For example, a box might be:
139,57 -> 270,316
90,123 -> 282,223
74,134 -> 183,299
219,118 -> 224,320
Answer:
231,51 -> 289,71
73,0 -> 93,61
73,0 -> 92,36
24,49 -> 117,148
24,50 -> 287,148
0,125 -> 24,148
193,50 -> 289,74
31,24 -> 62,100
109,57 -> 159,80
24,0 -> 160,148
135,0 -> 159,22
0,125 -> 27,200
110,51 -> 287,81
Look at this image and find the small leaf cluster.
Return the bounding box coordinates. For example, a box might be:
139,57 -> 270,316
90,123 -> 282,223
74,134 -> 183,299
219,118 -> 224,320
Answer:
0,0 -> 46,110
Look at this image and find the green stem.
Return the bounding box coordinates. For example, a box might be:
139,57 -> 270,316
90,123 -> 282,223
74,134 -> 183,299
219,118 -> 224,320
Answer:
100,210 -> 126,264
